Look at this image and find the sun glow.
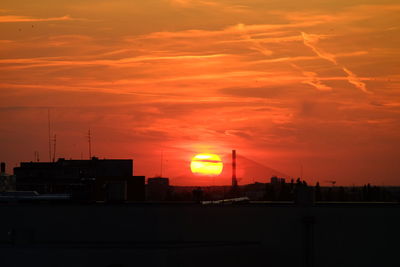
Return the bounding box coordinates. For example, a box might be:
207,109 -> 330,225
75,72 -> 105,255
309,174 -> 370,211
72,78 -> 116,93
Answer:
190,153 -> 223,176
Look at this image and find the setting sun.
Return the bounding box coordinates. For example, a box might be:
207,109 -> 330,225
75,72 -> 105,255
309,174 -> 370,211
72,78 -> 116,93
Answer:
190,153 -> 223,176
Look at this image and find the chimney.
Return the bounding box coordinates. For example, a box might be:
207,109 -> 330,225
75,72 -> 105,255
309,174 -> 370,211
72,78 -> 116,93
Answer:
232,150 -> 237,187
1,162 -> 5,174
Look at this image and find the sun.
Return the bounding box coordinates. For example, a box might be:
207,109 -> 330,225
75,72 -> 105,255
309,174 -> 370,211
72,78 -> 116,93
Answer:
190,153 -> 223,176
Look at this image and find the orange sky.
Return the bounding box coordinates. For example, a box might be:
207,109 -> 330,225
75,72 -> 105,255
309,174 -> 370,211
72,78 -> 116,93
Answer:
1,0 -> 399,186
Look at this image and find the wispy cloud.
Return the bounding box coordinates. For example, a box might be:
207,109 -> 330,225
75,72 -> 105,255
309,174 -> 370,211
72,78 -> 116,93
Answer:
301,32 -> 370,94
290,63 -> 332,91
251,51 -> 368,65
0,15 -> 75,23
0,53 -> 228,69
237,23 -> 273,56
301,32 -> 337,64
300,73 -> 332,92
342,67 -> 369,94
167,0 -> 249,13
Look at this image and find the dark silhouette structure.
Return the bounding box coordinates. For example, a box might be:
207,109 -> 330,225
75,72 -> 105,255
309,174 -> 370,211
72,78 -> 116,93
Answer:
228,150 -> 240,198
232,149 -> 237,187
0,162 -> 15,192
14,157 -> 145,201
146,177 -> 170,201
1,162 -> 5,174
1,202 -> 399,267
192,187 -> 203,203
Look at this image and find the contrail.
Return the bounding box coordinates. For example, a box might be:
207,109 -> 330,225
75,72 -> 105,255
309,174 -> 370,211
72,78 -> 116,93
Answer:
301,32 -> 337,64
291,63 -> 332,91
342,67 -> 370,94
301,32 -> 370,94
237,24 -> 330,91
237,24 -> 273,56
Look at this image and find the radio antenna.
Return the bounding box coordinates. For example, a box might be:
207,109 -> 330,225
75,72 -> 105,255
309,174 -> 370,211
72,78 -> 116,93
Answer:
52,134 -> 57,162
47,108 -> 52,162
88,129 -> 92,159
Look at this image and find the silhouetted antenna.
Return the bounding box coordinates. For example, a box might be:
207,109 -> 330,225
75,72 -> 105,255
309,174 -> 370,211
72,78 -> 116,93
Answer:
34,151 -> 40,162
52,134 -> 57,162
47,108 -> 52,162
88,129 -> 92,159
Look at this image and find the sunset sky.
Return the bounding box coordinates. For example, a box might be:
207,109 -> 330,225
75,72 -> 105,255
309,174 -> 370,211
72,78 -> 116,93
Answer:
1,0 -> 399,186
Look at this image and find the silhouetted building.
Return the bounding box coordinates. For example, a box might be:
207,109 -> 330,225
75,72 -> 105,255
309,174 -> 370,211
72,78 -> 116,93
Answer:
105,181 -> 127,203
147,177 -> 170,201
192,187 -> 203,203
126,176 -> 145,201
1,162 -> 5,174
96,175 -> 145,202
270,176 -> 285,184
0,162 -> 15,192
243,182 -> 266,200
295,182 -> 314,206
14,157 -> 144,201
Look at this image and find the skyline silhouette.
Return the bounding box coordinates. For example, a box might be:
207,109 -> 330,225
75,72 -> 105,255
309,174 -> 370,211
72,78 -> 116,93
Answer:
1,1 -> 399,266
1,0 -> 399,186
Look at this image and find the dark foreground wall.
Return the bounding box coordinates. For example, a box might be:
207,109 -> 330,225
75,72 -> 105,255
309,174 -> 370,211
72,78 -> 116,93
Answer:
0,203 -> 399,267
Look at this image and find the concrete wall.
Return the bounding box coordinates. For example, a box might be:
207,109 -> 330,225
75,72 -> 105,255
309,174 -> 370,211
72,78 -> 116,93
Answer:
0,203 -> 399,267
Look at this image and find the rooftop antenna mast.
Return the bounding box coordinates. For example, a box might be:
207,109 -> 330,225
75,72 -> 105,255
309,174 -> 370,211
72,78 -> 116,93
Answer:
52,134 -> 57,162
34,151 -> 40,162
47,108 -> 52,162
88,129 -> 92,159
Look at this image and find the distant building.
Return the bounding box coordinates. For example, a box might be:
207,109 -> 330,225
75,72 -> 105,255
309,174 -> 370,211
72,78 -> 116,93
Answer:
147,177 -> 170,201
0,162 -> 15,192
270,176 -> 285,184
243,182 -> 266,200
14,157 -> 144,201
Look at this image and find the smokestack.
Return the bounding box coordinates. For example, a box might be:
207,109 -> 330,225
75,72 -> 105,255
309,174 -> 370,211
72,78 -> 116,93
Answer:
1,162 -> 5,174
232,150 -> 237,187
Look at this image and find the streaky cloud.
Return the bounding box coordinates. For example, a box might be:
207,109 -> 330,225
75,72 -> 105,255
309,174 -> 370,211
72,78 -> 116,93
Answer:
0,15 -> 75,23
291,63 -> 332,91
301,32 -> 370,94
